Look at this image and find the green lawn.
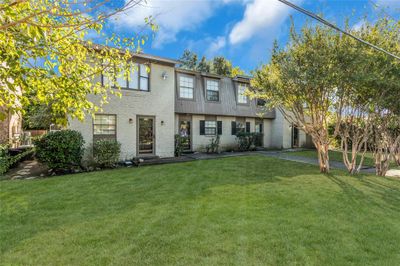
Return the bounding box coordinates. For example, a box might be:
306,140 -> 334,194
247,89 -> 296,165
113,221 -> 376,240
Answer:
287,149 -> 378,167
1,156 -> 400,265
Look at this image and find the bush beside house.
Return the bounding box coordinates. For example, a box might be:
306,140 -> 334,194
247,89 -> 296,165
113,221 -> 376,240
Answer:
92,140 -> 121,168
34,130 -> 84,172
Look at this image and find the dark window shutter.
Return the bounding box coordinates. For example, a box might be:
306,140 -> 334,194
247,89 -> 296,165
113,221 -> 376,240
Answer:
200,120 -> 205,135
246,122 -> 251,133
260,123 -> 263,133
217,121 -> 222,135
231,121 -> 236,135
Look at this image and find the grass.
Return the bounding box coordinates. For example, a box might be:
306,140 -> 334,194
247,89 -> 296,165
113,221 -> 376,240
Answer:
1,155 -> 400,265
287,149 -> 378,167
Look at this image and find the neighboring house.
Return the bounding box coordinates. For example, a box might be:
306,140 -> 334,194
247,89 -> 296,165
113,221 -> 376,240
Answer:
69,52 -> 313,160
0,107 -> 22,147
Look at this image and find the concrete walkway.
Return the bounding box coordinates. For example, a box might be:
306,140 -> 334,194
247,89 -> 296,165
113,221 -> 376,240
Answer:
256,150 -> 377,174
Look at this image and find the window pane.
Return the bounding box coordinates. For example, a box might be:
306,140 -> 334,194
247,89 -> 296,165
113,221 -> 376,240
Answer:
116,75 -> 126,88
140,77 -> 149,91
205,128 -> 216,135
207,90 -> 219,101
128,63 -> 139,89
238,84 -> 248,103
179,76 -> 194,99
93,115 -> 116,136
180,87 -> 193,99
205,121 -> 216,127
207,80 -> 219,91
180,76 -> 193,87
140,64 -> 149,77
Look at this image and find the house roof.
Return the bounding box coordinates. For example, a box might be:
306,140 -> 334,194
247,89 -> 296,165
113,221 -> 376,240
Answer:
89,43 -> 179,66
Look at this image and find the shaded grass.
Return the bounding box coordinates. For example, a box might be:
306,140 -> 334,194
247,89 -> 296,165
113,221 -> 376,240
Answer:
1,155 -> 400,265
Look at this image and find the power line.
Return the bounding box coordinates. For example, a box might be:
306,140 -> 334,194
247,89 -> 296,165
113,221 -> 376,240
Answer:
277,0 -> 400,60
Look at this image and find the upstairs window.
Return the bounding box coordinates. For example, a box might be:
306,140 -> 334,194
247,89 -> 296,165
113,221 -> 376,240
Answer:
179,75 -> 194,99
206,79 -> 219,101
139,64 -> 149,91
237,83 -> 248,104
102,63 -> 149,91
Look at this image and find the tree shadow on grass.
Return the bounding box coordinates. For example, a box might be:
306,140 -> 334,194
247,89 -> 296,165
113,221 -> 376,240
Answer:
325,173 -> 400,213
1,155 -> 399,256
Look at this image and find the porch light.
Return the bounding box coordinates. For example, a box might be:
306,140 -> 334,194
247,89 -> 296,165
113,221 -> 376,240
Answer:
162,71 -> 168,80
129,118 -> 133,124
161,120 -> 165,126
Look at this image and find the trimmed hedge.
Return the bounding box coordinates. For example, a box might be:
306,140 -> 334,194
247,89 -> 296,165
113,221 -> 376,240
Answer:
0,146 -> 35,175
34,130 -> 84,170
93,139 -> 121,168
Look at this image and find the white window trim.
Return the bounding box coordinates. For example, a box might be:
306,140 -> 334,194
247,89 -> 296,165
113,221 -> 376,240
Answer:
237,83 -> 248,104
179,75 -> 195,99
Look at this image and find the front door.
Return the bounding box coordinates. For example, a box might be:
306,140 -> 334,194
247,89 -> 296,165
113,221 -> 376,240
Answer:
255,119 -> 263,147
292,125 -> 299,148
138,116 -> 155,155
179,120 -> 191,151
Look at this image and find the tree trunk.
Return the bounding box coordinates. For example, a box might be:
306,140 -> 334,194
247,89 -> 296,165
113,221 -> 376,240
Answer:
316,142 -> 330,173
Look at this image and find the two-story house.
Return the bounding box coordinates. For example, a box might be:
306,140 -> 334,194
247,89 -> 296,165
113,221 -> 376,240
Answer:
69,52 -> 312,160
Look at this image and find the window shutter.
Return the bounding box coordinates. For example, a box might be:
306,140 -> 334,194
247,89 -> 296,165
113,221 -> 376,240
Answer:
200,120 -> 205,135
246,122 -> 251,133
260,123 -> 263,133
217,121 -> 222,135
231,121 -> 236,135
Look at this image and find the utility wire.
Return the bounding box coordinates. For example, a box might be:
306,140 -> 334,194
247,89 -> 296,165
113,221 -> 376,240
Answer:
277,0 -> 400,60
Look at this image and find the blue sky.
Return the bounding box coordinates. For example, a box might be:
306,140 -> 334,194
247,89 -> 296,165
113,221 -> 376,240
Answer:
96,0 -> 400,73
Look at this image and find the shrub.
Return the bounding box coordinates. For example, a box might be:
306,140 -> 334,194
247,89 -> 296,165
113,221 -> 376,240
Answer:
0,145 -> 35,175
206,135 -> 220,154
93,139 -> 121,168
174,134 -> 188,157
34,130 -> 84,170
236,132 -> 262,151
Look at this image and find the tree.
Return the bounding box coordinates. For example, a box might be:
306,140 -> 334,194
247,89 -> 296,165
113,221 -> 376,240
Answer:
197,56 -> 211,73
251,18 -> 400,175
178,50 -> 198,70
212,56 -> 232,76
251,26 -> 343,173
0,0 -> 154,125
355,18 -> 400,175
177,50 -> 245,77
22,104 -> 55,130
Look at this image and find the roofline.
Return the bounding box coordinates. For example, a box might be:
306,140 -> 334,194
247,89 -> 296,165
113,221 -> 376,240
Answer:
132,53 -> 179,65
89,43 -> 179,66
175,67 -> 253,81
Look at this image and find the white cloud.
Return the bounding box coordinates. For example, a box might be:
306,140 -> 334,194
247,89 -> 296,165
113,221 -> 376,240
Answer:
229,0 -> 303,45
352,19 -> 367,31
113,0 -> 216,47
376,0 -> 400,9
206,36 -> 227,56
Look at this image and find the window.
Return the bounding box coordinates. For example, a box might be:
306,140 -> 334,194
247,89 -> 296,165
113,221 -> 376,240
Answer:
102,63 -> 149,91
139,64 -> 149,91
236,118 -> 246,133
237,83 -> 248,104
93,114 -> 116,140
179,76 -> 194,99
232,117 -> 246,135
206,79 -> 219,101
204,121 -> 217,135
116,66 -> 127,88
257,99 -> 266,106
128,63 -> 139,90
